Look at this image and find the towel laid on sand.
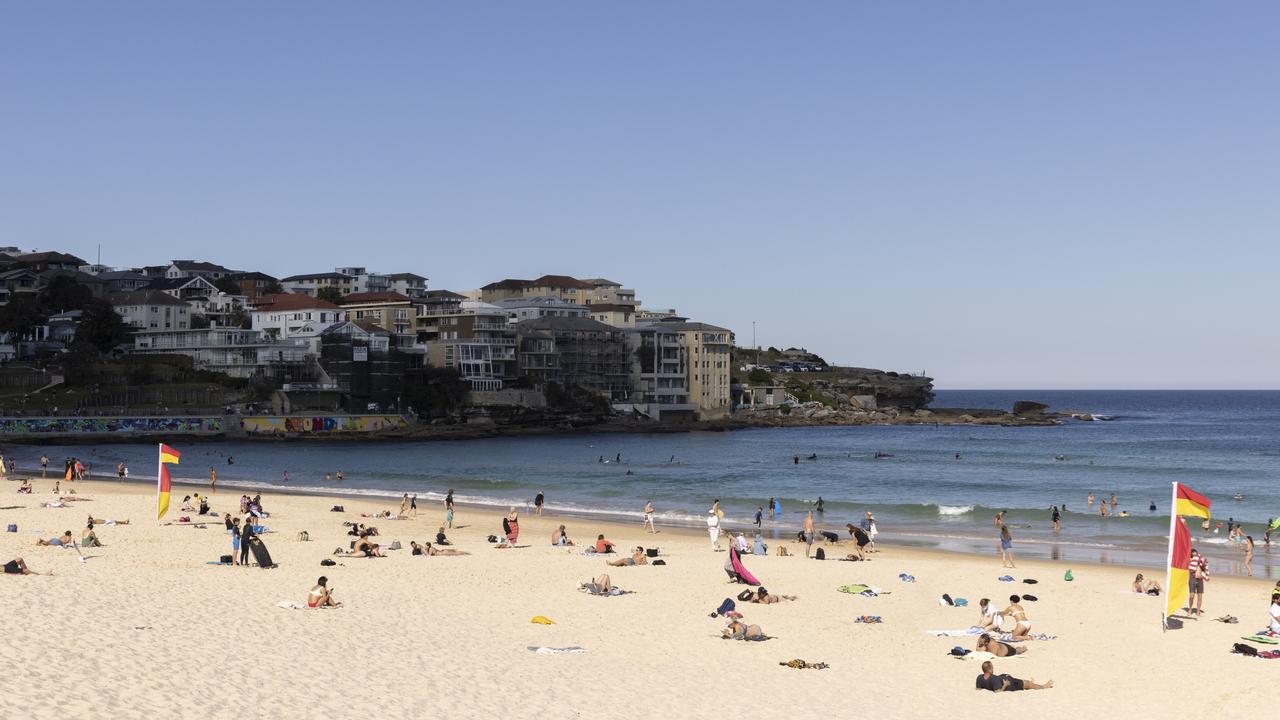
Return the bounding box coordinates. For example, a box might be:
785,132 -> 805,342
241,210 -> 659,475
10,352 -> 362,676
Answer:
928,627 -> 985,637
276,601 -> 304,610
529,646 -> 587,654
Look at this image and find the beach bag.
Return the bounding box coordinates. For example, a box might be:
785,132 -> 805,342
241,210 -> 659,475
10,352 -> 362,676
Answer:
1064,569 -> 1074,581
5,524 -> 15,533
653,559 -> 666,565
1233,642 -> 1258,656
219,555 -> 232,564
814,548 -> 825,560
297,531 -> 310,542
645,548 -> 659,558
388,540 -> 402,550
321,559 -> 337,566
738,590 -> 755,601
487,535 -> 499,543
331,505 -> 344,512
776,546 -> 790,557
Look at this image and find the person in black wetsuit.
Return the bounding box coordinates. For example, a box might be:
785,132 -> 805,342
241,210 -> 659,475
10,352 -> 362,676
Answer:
239,517 -> 256,566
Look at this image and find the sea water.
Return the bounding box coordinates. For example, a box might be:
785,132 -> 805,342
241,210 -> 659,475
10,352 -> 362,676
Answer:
16,390 -> 1280,577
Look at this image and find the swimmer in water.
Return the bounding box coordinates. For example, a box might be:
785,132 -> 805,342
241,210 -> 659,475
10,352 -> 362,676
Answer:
1149,500 -> 1156,512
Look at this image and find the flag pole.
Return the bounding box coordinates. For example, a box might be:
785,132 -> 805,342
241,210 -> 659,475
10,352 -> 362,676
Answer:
1162,481 -> 1178,631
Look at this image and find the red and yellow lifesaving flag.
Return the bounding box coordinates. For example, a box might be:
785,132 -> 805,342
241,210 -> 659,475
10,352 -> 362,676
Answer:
157,443 -> 181,520
1165,516 -> 1192,619
1163,482 -> 1212,624
1174,484 -> 1211,519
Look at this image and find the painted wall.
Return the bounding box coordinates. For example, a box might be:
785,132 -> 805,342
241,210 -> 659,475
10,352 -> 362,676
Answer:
241,415 -> 407,434
0,416 -> 223,434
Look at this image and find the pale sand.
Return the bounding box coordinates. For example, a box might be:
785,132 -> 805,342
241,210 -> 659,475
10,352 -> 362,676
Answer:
1,477 -> 1275,719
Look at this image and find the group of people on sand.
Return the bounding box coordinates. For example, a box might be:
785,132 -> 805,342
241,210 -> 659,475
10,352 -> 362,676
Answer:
976,595 -> 1035,641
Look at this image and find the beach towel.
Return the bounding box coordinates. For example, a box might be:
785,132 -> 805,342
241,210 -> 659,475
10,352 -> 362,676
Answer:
898,573 -> 916,582
579,582 -> 629,596
725,545 -> 761,586
998,575 -> 1014,582
854,615 -> 883,623
928,627 -> 985,637
998,632 -> 1057,642
1241,635 -> 1280,645
530,615 -> 555,625
276,601 -> 305,610
528,646 -> 587,654
837,584 -> 871,595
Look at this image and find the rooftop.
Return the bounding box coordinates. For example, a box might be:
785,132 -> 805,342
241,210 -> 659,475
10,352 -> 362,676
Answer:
339,291 -> 413,305
250,293 -> 341,312
225,271 -> 278,282
527,274 -> 593,289
281,272 -> 350,282
480,278 -> 531,291
171,260 -> 232,273
385,272 -> 428,281
515,316 -> 619,333
108,290 -> 191,307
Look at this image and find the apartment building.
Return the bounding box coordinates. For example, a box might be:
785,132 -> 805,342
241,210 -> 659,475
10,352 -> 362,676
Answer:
251,293 -> 346,340
109,290 -> 192,331
514,316 -> 629,400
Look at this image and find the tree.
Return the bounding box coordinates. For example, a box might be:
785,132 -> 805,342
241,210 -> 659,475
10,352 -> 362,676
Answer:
228,304 -> 251,329
190,314 -> 211,329
39,275 -> 93,314
747,368 -> 772,384
316,286 -> 344,304
76,299 -> 132,354
262,279 -> 283,295
213,277 -> 241,295
0,295 -> 46,340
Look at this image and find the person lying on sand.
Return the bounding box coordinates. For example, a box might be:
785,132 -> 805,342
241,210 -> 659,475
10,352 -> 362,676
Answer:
1001,596 -> 1032,640
308,576 -> 340,608
422,542 -> 467,556
37,531 -> 73,547
975,660 -> 1051,692
552,525 -> 574,546
3,557 -> 50,575
1133,573 -> 1162,595
749,587 -> 796,604
87,516 -> 130,526
579,573 -> 617,594
607,547 -> 648,567
977,633 -> 1026,656
347,537 -> 384,557
722,620 -> 766,640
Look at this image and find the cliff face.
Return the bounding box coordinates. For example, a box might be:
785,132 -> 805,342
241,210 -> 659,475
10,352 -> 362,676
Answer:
822,368 -> 935,410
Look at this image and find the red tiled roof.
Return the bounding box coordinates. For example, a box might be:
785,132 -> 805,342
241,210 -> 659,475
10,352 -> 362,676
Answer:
528,274 -> 592,289
250,293 -> 340,311
481,278 -> 531,291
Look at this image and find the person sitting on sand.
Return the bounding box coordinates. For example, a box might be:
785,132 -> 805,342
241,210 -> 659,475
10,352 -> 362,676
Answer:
1133,573 -> 1162,595
308,577 -> 340,608
977,633 -> 1026,657
423,541 -> 468,556
594,534 -> 616,554
3,557 -> 50,575
181,495 -> 194,512
38,531 -> 74,547
978,598 -> 1004,631
17,479 -> 32,494
81,523 -> 102,548
722,619 -> 766,640
607,546 -> 648,567
435,527 -> 451,546
349,536 -> 384,557
1001,595 -> 1033,640
752,534 -> 768,556
750,587 -> 796,604
1269,592 -> 1280,635
552,525 -> 574,547
974,660 -> 1052,692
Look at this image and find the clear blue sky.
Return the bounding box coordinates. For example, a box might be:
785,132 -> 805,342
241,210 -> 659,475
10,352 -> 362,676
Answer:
2,3 -> 1277,388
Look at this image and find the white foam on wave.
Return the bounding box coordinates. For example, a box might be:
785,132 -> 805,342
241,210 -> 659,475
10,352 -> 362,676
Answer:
937,504 -> 975,516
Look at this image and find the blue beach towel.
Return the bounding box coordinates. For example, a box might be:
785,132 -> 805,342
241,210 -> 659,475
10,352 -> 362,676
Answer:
998,575 -> 1014,582
899,573 -> 916,582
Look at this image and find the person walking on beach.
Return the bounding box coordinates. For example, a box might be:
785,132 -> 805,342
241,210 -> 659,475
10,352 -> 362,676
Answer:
409,494 -> 418,517
445,489 -> 455,512
862,511 -> 878,551
209,467 -> 217,494
400,494 -> 409,517
999,524 -> 1015,568
803,511 -> 815,558
40,454 -> 48,478
1187,548 -> 1208,616
534,491 -> 545,516
754,506 -> 763,528
117,462 -> 126,482
1051,505 -> 1061,532
1244,535 -> 1255,577
643,501 -> 656,533
707,509 -> 721,550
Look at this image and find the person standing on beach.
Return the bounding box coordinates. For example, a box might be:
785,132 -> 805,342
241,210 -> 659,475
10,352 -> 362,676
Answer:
400,494 -> 409,517
643,501 -> 656,533
445,489 -> 455,512
815,497 -> 825,514
1051,505 -> 1061,532
534,491 -> 544,516
754,506 -> 763,528
1244,535 -> 1255,576
773,497 -> 781,519
1187,548 -> 1208,616
803,511 -> 815,558
409,494 -> 418,517
209,467 -> 217,494
999,524 -> 1015,568
40,454 -> 48,478
117,462 -> 126,482
861,511 -> 878,551
707,509 -> 721,550
767,498 -> 775,521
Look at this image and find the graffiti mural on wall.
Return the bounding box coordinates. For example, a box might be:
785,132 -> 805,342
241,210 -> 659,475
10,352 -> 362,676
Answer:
0,417 -> 223,434
241,415 -> 407,434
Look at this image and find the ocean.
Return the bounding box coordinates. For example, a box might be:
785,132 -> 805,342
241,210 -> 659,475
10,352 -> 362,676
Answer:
13,390 -> 1280,577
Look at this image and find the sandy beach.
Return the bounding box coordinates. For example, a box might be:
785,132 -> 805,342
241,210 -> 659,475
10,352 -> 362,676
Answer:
1,476 -> 1275,719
